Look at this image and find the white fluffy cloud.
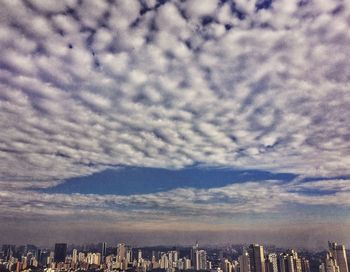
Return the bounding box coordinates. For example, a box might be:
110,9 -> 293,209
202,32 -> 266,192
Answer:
7,1 -> 350,178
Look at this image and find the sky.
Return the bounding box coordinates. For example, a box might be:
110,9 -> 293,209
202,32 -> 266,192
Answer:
0,0 -> 350,249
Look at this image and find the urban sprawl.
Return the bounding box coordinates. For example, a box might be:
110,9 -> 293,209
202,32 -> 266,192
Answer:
0,241 -> 348,272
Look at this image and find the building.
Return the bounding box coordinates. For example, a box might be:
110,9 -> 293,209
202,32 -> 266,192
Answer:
117,243 -> 126,261
72,249 -> 78,264
277,251 -> 304,272
265,258 -> 273,272
267,253 -> 278,272
127,247 -> 132,263
87,252 -> 101,265
184,258 -> 192,270
54,243 -> 67,263
294,257 -> 302,272
2,245 -> 16,260
160,253 -> 169,269
138,249 -> 142,262
328,242 -> 348,272
196,250 -> 207,270
191,241 -> 199,269
301,258 -> 310,272
168,250 -> 178,268
247,244 -> 265,272
238,249 -> 250,272
278,254 -> 287,272
78,252 -> 85,262
286,254 -> 295,272
320,252 -> 339,272
101,242 -> 107,261
222,259 -> 233,272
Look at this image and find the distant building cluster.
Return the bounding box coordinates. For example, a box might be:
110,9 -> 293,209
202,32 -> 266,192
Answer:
0,241 -> 348,272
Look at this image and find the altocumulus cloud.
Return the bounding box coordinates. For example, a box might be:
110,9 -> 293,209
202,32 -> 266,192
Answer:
1,0 -> 350,244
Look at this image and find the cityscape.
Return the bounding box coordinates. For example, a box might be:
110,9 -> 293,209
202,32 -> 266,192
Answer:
0,241 -> 348,272
1,2 -> 350,272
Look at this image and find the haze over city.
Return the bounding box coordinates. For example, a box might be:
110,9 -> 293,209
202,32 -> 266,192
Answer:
0,0 -> 350,249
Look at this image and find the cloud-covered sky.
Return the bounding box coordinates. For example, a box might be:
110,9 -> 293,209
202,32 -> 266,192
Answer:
1,0 -> 350,248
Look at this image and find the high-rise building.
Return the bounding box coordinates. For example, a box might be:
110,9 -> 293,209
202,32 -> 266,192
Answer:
287,250 -> 302,272
286,254 -> 295,272
138,249 -> 142,262
247,244 -> 265,272
47,251 -> 54,265
222,259 -> 233,272
160,253 -> 169,269
268,253 -> 278,272
276,250 -> 306,272
78,252 -> 85,262
320,252 -> 339,272
54,243 -> 67,263
239,249 -> 250,272
117,243 -> 126,262
278,254 -> 287,272
87,253 -> 93,264
168,250 -> 178,267
294,257 -> 302,272
184,258 -> 192,270
301,258 -> 310,272
93,253 -> 101,265
265,258 -> 273,272
35,249 -> 42,264
191,241 -> 199,269
328,242 -> 348,272
101,242 -> 107,261
127,248 -> 133,264
196,250 -> 207,270
178,259 -> 185,270
2,245 -> 16,260
72,249 -> 78,264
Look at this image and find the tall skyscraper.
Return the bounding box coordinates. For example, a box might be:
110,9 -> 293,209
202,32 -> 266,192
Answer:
286,254 -> 295,272
191,241 -> 199,269
168,250 -> 178,267
284,250 -> 301,272
184,258 -> 192,270
222,259 -> 233,272
101,242 -> 107,260
301,258 -> 311,272
195,250 -> 207,271
328,242 -> 349,272
117,243 -> 126,261
160,253 -> 169,269
36,249 -> 42,264
138,249 -> 142,262
320,252 -> 340,272
268,253 -> 278,272
72,249 -> 78,264
276,250 -> 306,272
127,248 -> 132,264
239,249 -> 250,272
247,244 -> 265,272
278,254 -> 287,272
54,243 -> 67,263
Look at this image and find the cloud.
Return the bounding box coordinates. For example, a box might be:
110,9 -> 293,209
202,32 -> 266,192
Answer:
1,177 -> 350,224
184,0 -> 219,18
0,0 -> 350,244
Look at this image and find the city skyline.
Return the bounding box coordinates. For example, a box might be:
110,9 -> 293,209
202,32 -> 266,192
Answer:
1,240 -> 348,272
1,0 -> 350,247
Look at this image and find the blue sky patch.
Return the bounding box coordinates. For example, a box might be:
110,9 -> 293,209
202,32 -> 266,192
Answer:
39,166 -> 296,196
